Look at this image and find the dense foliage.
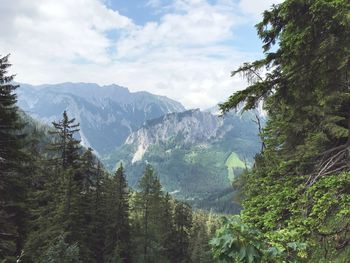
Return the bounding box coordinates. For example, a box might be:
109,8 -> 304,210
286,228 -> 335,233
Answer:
0,54 -> 27,262
0,55 -> 220,262
215,0 -> 350,262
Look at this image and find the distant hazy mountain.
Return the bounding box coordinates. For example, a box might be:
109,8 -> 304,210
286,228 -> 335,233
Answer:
103,109 -> 262,212
17,82 -> 263,212
17,82 -> 185,155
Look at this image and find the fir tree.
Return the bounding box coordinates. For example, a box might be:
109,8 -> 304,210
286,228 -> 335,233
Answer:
173,201 -> 192,263
33,112 -> 86,261
159,193 -> 176,262
48,111 -> 81,169
104,164 -> 131,263
48,111 -> 81,217
89,162 -> 107,262
135,164 -> 163,263
0,54 -> 27,261
190,212 -> 214,263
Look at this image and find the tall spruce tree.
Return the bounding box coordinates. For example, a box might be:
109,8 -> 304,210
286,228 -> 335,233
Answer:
39,112 -> 85,261
135,164 -> 163,263
48,111 -> 81,217
0,54 -> 27,262
49,111 -> 80,169
159,193 -> 176,262
22,126 -> 58,262
218,0 -> 350,261
89,162 -> 107,262
173,202 -> 192,263
104,164 -> 131,263
190,211 -> 215,263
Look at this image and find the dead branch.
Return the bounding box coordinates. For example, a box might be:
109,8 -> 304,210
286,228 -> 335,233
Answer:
252,113 -> 266,152
307,111 -> 350,186
307,145 -> 350,187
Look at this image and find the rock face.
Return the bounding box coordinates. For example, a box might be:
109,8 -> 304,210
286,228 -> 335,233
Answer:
17,82 -> 185,154
125,109 -> 224,162
104,109 -> 262,212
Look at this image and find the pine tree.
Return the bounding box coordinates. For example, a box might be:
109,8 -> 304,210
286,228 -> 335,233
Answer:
173,201 -> 192,263
48,111 -> 81,169
0,54 -> 28,261
104,164 -> 131,263
30,112 -> 86,261
23,127 -> 60,262
159,193 -> 176,262
48,111 -> 81,217
89,161 -> 108,262
190,225 -> 211,263
135,164 -> 163,263
78,148 -> 95,191
190,212 -> 214,263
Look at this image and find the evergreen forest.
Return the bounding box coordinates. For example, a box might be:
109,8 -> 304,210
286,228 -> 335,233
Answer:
0,54 -> 219,262
1,0 -> 350,262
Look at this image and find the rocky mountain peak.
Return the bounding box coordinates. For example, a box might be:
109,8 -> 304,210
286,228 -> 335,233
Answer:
17,82 -> 185,154
125,109 -> 225,163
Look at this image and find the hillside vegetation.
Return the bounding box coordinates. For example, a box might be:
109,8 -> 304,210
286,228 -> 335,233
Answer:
2,0 -> 349,262
0,55 -> 219,262
212,0 -> 350,262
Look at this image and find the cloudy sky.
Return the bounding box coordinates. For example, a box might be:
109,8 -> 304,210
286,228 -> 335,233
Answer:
0,0 -> 282,109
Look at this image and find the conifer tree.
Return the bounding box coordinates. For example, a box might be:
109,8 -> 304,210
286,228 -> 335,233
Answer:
67,148 -> 97,262
159,193 -> 176,262
135,164 -> 163,263
104,164 -> 131,262
78,148 -> 95,191
48,111 -> 81,216
190,212 -> 214,263
89,162 -> 107,262
173,202 -> 192,263
49,111 -> 81,169
218,0 -> 350,261
190,225 -> 211,263
0,54 -> 27,261
23,127 -> 58,262
33,112 -> 85,261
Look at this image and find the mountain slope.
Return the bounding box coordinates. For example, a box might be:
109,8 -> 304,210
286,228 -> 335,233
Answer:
17,83 -> 185,154
103,109 -> 262,212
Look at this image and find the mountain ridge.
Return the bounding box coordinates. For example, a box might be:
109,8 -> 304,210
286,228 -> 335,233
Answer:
17,82 -> 185,154
125,109 -> 227,163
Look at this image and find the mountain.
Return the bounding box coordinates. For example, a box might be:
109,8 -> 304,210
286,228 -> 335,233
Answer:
103,109 -> 262,212
17,82 -> 263,212
17,82 -> 185,155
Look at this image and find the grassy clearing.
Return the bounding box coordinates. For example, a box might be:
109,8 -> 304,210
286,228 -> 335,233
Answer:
225,152 -> 246,181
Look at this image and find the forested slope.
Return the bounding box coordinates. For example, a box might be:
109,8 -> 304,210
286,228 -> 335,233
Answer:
0,55 -> 219,263
211,0 -> 350,262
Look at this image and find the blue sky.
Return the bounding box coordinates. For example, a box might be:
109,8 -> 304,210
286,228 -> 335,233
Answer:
107,0 -> 262,52
0,0 -> 282,109
106,0 -> 172,25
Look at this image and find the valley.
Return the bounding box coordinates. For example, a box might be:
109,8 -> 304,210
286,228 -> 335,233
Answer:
18,83 -> 262,212
2,0 -> 350,262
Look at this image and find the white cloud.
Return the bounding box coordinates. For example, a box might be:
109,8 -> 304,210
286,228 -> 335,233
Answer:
0,0 -> 281,109
239,0 -> 284,20
116,0 -> 241,59
0,0 -> 133,64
